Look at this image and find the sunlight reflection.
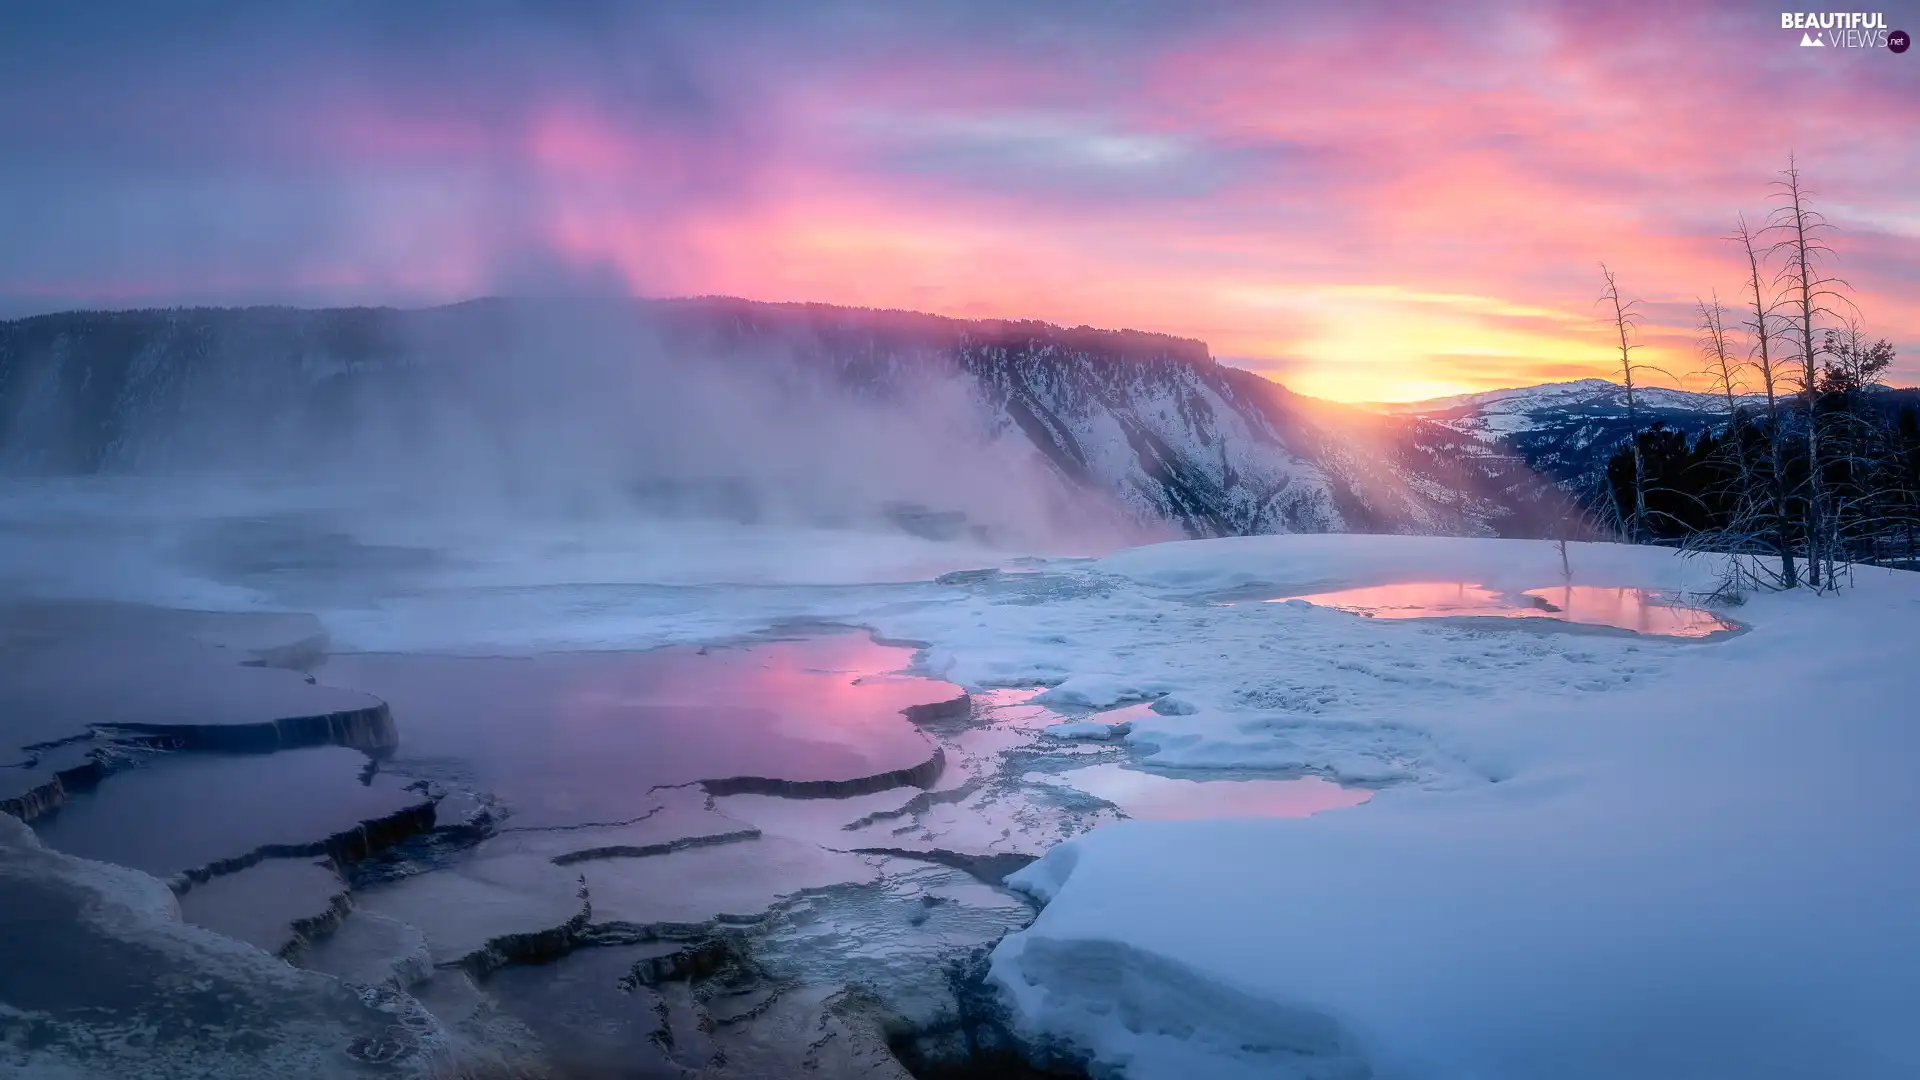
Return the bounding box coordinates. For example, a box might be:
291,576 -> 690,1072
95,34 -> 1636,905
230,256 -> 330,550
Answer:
1267,582 -> 1734,638
1039,764 -> 1368,821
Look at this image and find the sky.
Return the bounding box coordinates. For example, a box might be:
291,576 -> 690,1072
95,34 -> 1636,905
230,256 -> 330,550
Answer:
0,0 -> 1915,401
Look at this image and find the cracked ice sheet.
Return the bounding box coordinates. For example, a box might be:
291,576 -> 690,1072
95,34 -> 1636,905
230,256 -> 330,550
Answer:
986,553 -> 1920,1080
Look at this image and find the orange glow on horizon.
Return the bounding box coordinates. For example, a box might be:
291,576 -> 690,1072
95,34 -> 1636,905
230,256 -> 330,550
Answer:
6,8 -> 1911,404
499,73 -> 1913,404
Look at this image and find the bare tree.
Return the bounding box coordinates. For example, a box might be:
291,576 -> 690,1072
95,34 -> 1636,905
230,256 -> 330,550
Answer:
1600,264 -> 1647,542
1734,214 -> 1796,587
1695,292 -> 1756,532
1698,294 -> 1746,463
1768,157 -> 1851,587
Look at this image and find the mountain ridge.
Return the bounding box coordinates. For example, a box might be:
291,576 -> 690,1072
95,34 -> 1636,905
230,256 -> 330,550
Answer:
1373,377 -> 1763,417
0,297 -> 1587,541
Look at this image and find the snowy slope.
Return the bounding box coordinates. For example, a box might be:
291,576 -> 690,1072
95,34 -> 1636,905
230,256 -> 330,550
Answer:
1385,377 -> 1756,420
1378,378 -> 1756,488
963,537 -> 1920,1080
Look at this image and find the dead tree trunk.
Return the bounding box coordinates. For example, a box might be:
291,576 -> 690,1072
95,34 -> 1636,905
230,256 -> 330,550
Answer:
1601,264 -> 1646,543
1700,293 -> 1748,474
1770,158 -> 1846,587
1737,215 -> 1796,587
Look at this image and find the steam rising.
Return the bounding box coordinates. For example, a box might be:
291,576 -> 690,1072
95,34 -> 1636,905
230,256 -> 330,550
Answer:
0,300 -> 1162,600
332,302 -> 1156,551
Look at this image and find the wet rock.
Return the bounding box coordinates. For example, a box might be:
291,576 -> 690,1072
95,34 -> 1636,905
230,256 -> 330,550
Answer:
0,811 -> 452,1079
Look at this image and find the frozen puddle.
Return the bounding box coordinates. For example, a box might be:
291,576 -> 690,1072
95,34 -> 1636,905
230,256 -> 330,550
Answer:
1264,582 -> 1737,638
1031,763 -> 1369,820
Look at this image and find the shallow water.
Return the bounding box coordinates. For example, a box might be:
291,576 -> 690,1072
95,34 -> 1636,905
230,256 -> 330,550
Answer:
1036,763 -> 1369,820
32,747 -> 423,877
1268,581 -> 1734,638
318,633 -> 958,829
5,593 -> 1379,1076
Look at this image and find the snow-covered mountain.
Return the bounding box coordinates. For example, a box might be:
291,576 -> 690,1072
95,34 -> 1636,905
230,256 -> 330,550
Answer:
1378,377 -> 1753,489
0,298 -> 1581,541
1386,377 -> 1755,425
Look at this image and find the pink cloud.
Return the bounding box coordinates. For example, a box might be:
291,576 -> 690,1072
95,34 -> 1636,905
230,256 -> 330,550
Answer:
5,2 -> 1914,398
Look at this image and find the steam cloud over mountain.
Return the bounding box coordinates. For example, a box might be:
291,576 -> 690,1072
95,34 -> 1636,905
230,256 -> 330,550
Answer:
0,298 -> 1585,554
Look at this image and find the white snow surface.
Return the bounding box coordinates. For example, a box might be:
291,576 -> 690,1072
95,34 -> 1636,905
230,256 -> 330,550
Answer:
986,539 -> 1920,1080
1378,378 -> 1767,447
1382,377 -> 1759,420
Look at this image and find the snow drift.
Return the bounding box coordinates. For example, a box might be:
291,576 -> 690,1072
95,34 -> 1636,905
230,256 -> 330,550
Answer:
983,538 -> 1920,1080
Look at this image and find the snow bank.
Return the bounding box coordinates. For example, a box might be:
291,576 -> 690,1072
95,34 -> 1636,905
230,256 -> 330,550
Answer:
988,544 -> 1920,1079
1034,673 -> 1168,709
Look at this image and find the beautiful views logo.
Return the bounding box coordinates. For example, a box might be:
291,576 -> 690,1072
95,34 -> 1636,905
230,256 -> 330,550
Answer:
1780,11 -> 1907,49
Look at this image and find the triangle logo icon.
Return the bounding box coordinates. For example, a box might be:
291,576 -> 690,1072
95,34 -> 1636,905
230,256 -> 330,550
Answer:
1801,31 -> 1824,45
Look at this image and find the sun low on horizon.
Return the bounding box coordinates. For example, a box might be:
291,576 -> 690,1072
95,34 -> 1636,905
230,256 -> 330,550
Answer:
1,2 -> 1915,402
